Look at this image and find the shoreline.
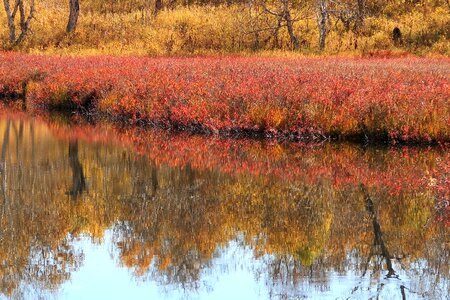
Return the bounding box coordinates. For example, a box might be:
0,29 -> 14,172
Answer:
1,100 -> 448,148
1,53 -> 449,145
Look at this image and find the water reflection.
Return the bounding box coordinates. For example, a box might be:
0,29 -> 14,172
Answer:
0,113 -> 448,299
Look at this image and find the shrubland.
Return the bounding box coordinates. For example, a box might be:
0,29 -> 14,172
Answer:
1,53 -> 449,143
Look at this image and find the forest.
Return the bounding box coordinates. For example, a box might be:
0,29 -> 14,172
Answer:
1,0 -> 449,55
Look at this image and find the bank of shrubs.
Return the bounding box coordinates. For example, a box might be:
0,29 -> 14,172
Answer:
0,52 -> 449,143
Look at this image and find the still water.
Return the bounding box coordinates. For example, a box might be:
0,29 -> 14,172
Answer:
0,112 -> 448,300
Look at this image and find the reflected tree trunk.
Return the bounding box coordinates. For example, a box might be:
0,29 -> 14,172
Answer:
68,141 -> 86,197
151,162 -> 158,197
0,121 -> 11,226
361,184 -> 396,278
30,120 -> 36,221
1,121 -> 11,164
131,157 -> 159,200
0,121 -> 11,198
30,121 -> 35,163
13,121 -> 24,186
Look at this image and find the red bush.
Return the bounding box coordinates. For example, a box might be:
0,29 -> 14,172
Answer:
1,52 -> 449,143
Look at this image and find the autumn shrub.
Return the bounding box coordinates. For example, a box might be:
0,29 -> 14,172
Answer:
0,3 -> 253,55
1,52 -> 449,143
146,6 -> 249,54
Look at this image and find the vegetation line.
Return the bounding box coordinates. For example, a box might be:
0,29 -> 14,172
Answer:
1,53 -> 449,145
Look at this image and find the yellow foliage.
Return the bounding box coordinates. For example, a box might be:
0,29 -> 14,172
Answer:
0,1 -> 448,55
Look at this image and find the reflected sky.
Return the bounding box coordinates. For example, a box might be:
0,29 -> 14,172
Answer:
54,231 -> 447,300
0,112 -> 448,300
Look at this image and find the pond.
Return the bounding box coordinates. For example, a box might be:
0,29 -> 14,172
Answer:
0,112 -> 448,299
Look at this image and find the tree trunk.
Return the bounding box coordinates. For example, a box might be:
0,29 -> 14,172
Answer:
354,0 -> 365,32
282,0 -> 299,50
15,0 -> 35,45
316,0 -> 328,51
2,0 -> 35,45
3,0 -> 17,43
154,0 -> 162,15
18,0 -> 25,29
66,0 -> 79,33
168,0 -> 177,9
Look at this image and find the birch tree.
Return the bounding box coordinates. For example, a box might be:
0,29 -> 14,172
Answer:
259,0 -> 301,50
2,0 -> 35,45
316,0 -> 328,50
